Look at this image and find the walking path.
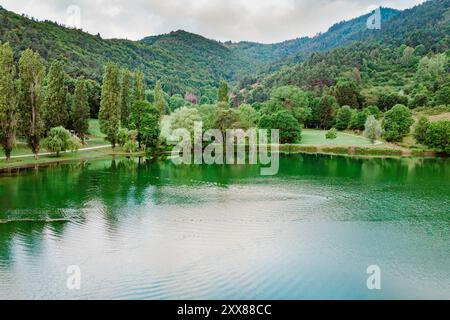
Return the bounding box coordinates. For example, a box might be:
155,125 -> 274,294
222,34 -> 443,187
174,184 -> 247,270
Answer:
0,145 -> 110,160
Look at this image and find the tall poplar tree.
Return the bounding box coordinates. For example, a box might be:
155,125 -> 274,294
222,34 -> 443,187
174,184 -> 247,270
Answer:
43,60 -> 68,132
0,43 -> 18,162
134,70 -> 145,102
154,80 -> 165,116
99,63 -> 121,148
120,68 -> 131,128
72,78 -> 90,143
18,49 -> 46,159
218,80 -> 229,103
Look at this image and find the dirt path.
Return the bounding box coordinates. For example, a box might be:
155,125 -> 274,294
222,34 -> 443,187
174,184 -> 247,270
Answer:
0,145 -> 110,160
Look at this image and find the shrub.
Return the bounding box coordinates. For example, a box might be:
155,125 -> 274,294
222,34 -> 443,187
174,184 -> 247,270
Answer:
117,128 -> 139,153
326,128 -> 338,140
424,120 -> 450,154
118,128 -> 131,147
322,146 -> 349,154
123,140 -> 139,153
354,147 -> 402,156
284,145 -> 318,153
382,104 -> 414,142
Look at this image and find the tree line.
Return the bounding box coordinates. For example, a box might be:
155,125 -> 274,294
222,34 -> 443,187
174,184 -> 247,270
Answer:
0,42 -> 165,161
0,43 -> 88,161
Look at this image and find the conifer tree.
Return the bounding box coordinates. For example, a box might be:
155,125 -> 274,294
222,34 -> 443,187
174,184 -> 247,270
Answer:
72,78 -> 90,143
18,49 -> 46,159
43,60 -> 68,132
0,43 -> 18,162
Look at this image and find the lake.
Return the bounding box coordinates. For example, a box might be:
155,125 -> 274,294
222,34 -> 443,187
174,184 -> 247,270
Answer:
0,154 -> 449,299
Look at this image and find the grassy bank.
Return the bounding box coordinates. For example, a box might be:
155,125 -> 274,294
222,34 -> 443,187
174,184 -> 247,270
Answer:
0,126 -> 443,172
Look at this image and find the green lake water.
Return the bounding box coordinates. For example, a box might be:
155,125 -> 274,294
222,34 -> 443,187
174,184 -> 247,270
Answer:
0,154 -> 449,299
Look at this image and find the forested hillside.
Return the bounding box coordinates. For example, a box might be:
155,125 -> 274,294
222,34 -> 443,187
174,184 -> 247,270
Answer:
235,0 -> 450,106
228,8 -> 401,66
0,7 -> 255,95
1,0 -> 448,97
231,0 -> 449,75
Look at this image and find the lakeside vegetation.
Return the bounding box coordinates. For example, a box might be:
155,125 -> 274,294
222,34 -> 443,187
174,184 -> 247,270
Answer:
0,0 -> 449,171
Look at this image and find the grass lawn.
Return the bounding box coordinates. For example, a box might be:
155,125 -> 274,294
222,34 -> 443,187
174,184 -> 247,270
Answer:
0,147 -> 113,170
300,129 -> 375,146
0,119 -> 107,158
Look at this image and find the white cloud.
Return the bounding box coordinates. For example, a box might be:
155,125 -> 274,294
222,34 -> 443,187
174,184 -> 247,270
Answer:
0,0 -> 427,43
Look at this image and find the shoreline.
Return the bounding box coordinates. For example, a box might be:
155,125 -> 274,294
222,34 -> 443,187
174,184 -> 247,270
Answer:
0,144 -> 445,173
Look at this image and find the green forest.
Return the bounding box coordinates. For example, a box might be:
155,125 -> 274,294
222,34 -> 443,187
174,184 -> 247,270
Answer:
1,0 -> 450,166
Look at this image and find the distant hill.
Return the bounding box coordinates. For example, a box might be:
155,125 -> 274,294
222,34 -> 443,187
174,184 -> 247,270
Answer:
0,0 -> 448,96
0,8 -> 255,95
230,0 -> 450,72
227,8 -> 401,65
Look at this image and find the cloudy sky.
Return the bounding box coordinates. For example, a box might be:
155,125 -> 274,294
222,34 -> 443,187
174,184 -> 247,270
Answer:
0,0 -> 426,43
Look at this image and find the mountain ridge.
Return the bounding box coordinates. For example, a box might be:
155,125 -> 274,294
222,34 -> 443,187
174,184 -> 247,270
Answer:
0,0 -> 448,96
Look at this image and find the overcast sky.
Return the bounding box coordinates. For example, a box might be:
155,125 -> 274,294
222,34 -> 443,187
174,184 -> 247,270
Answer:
0,0 -> 426,43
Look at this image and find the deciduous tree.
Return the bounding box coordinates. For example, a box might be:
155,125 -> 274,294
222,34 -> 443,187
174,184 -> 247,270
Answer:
154,80 -> 166,116
43,60 -> 68,132
382,104 -> 414,142
72,78 -> 90,143
364,116 -> 383,143
335,106 -> 353,130
18,49 -> 46,159
218,81 -> 229,103
0,43 -> 18,161
99,63 -> 121,148
121,68 -> 131,127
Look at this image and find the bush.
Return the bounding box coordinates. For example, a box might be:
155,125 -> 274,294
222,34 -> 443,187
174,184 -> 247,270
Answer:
43,127 -> 80,157
123,140 -> 139,153
118,128 -> 131,147
413,116 -> 430,145
280,145 -> 318,153
354,147 -> 402,156
382,104 -> 414,142
117,128 -> 139,153
424,120 -> 450,154
326,128 -> 338,140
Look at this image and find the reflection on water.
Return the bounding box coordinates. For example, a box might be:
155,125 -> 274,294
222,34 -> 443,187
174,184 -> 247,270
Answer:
0,155 -> 449,299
